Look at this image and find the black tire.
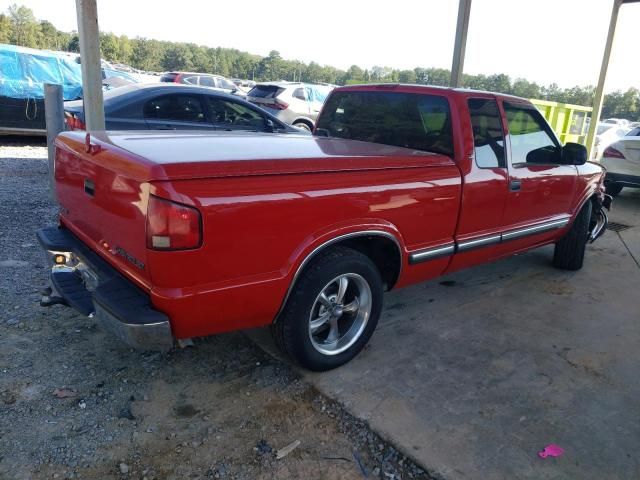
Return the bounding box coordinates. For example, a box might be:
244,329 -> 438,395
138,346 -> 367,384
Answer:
605,182 -> 623,197
553,201 -> 593,271
273,246 -> 383,371
293,121 -> 312,132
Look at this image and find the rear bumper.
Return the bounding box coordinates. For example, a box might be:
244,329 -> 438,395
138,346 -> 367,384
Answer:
605,172 -> 640,188
36,226 -> 173,351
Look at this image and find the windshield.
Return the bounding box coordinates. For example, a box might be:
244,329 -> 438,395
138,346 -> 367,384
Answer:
315,90 -> 453,156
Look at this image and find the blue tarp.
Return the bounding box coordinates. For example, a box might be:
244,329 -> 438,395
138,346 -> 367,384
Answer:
0,43 -> 83,100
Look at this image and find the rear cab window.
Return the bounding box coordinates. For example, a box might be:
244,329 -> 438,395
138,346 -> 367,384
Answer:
315,90 -> 454,156
468,98 -> 506,168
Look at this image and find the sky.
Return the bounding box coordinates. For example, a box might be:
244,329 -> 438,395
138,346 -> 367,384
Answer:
1,0 -> 639,92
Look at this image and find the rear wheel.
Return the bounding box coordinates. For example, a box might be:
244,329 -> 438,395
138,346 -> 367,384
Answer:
605,182 -> 623,197
553,201 -> 593,271
273,247 -> 383,371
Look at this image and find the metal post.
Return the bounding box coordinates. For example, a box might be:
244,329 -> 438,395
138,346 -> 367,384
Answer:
450,0 -> 472,87
586,0 -> 622,158
44,83 -> 64,203
75,0 -> 105,131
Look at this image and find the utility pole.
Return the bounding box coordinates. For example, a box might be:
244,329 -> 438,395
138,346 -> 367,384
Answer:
75,0 -> 105,130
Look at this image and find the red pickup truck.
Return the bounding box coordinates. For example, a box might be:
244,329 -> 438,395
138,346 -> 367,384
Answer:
38,84 -> 610,371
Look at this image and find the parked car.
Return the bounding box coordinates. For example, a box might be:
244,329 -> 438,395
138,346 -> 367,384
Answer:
63,83 -> 301,133
160,71 -> 244,96
603,118 -> 629,127
39,84 -> 609,371
247,82 -> 334,131
600,126 -> 640,196
594,122 -> 628,158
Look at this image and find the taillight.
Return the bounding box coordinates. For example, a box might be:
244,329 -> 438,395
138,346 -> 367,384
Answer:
65,113 -> 86,131
146,195 -> 202,250
270,99 -> 289,110
603,146 -> 625,159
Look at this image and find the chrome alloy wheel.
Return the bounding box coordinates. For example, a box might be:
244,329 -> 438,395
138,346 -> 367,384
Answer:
308,273 -> 372,355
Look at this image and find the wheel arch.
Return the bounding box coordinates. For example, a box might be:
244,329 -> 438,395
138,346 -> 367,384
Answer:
274,229 -> 404,323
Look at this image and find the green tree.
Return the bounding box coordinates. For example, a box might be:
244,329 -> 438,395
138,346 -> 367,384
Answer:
163,43 -> 194,71
0,14 -> 12,43
8,3 -> 40,47
398,69 -> 416,84
511,78 -> 541,99
131,38 -> 164,71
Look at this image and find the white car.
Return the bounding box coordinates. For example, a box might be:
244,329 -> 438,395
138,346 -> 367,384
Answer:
600,127 -> 640,196
594,122 -> 629,158
603,118 -> 629,127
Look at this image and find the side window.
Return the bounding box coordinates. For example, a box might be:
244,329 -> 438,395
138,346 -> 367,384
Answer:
143,95 -> 206,123
292,88 -> 306,101
504,102 -> 560,165
200,76 -> 215,87
468,98 -> 506,168
217,78 -> 237,90
206,97 -> 266,129
181,76 -> 199,85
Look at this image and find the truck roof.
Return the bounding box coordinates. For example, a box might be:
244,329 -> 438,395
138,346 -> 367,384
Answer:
335,83 -> 530,103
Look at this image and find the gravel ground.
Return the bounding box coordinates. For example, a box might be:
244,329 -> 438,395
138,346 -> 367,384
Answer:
0,139 -> 434,480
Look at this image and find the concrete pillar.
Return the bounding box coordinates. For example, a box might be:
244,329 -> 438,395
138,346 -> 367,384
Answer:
44,83 -> 64,203
75,0 -> 105,131
450,0 -> 472,88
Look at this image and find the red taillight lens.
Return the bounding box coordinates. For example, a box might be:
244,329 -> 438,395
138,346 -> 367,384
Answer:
603,146 -> 625,159
65,113 -> 86,131
270,100 -> 289,110
146,195 -> 202,250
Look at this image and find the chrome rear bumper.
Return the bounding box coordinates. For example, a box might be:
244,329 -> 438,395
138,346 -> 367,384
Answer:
37,226 -> 173,352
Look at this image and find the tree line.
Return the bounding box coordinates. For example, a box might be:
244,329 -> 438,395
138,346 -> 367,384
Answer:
1,3 -> 639,121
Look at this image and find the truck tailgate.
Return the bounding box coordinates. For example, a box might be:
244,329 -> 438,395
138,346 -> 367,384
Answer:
54,133 -> 153,290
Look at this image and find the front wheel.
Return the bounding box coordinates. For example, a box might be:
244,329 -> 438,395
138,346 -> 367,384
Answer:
553,201 -> 592,271
273,247 -> 383,371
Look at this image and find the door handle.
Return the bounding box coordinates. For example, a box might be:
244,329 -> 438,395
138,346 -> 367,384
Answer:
510,179 -> 521,191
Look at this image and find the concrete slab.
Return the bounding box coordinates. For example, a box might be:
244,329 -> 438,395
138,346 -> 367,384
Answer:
249,192 -> 640,480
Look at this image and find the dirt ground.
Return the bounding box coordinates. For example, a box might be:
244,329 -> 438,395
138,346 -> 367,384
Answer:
0,140 -> 432,480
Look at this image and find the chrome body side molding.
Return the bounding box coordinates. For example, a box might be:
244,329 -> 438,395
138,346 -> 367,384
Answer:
409,243 -> 455,264
457,234 -> 502,252
501,218 -> 570,242
408,216 -> 572,265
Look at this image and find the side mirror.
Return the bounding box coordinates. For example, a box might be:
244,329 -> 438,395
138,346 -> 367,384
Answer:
562,142 -> 587,165
265,119 -> 275,132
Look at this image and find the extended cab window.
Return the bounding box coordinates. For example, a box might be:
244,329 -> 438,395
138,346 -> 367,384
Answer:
468,98 -> 505,168
143,94 -> 206,123
504,102 -> 561,165
316,91 -> 453,156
